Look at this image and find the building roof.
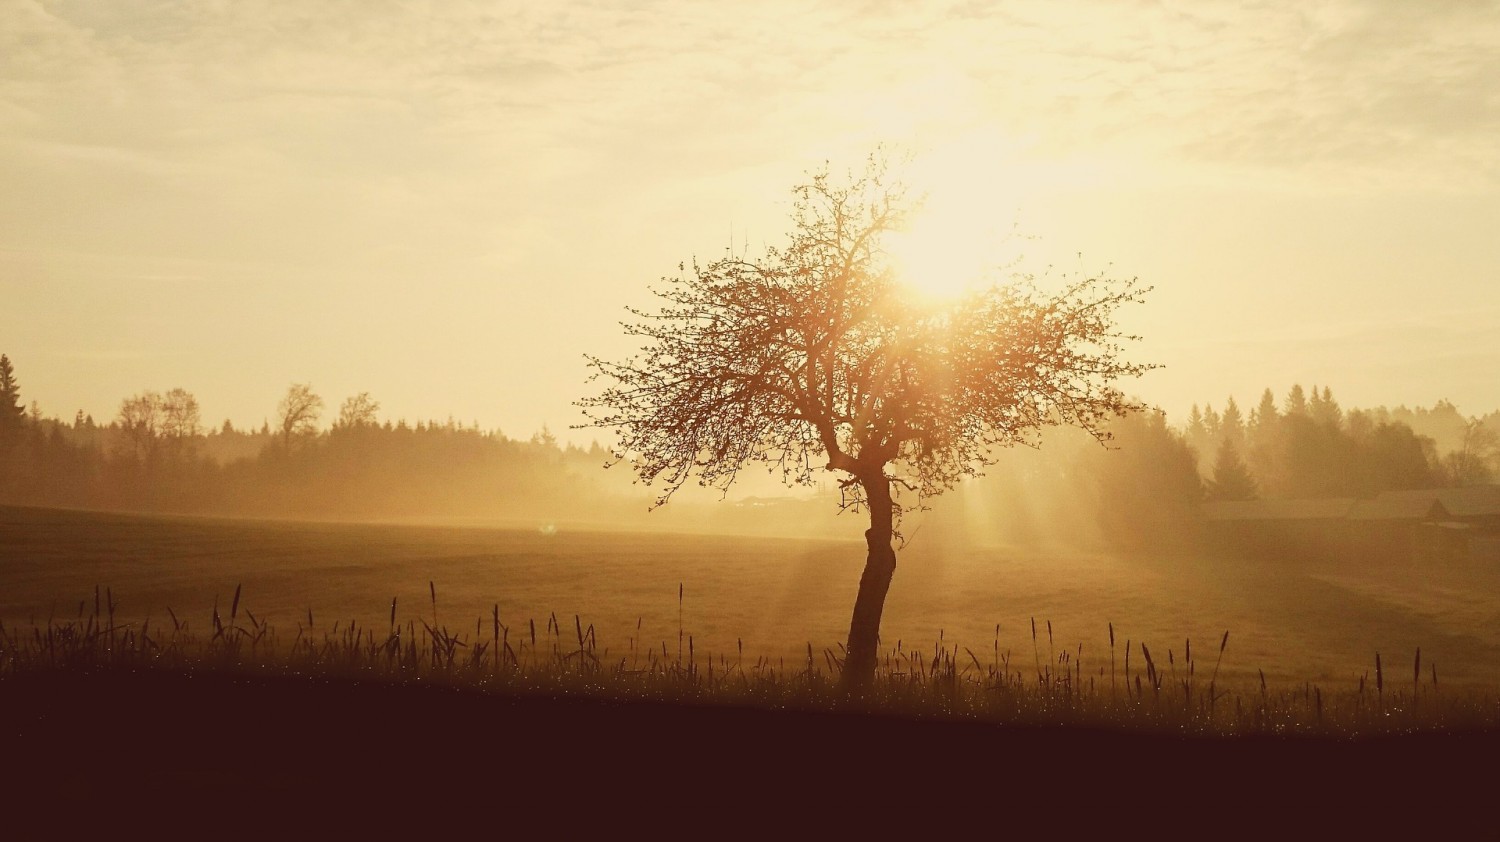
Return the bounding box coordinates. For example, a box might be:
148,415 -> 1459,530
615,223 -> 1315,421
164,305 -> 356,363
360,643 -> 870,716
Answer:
1377,486 -> 1500,518
1202,486 -> 1500,523
1347,495 -> 1448,521
1203,499 -> 1355,522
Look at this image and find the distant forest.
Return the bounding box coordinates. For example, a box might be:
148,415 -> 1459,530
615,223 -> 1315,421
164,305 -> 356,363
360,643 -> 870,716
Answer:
945,383 -> 1499,550
0,354 -> 626,523
1,353 -> 1496,546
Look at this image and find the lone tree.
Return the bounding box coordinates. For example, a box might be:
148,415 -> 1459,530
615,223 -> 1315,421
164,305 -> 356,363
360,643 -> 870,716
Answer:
580,156 -> 1154,691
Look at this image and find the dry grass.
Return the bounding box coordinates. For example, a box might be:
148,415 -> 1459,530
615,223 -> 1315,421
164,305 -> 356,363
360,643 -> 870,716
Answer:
3,581 -> 1494,737
7,505 -> 1500,691
5,505 -> 1499,734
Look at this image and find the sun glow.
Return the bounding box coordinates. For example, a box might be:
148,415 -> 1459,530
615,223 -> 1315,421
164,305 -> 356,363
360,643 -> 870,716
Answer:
884,199 -> 1011,303
882,133 -> 1032,304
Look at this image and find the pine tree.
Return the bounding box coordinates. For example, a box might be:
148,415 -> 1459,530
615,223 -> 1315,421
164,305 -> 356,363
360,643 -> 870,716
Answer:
0,356 -> 22,415
1253,388 -> 1279,433
0,355 -> 24,440
1220,396 -> 1246,449
1284,384 -> 1308,417
1186,404 -> 1206,441
1207,438 -> 1258,501
1312,385 -> 1343,429
1185,404 -> 1208,458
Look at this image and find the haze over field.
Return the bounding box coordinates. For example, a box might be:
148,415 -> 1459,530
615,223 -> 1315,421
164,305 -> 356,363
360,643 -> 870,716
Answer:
10,6 -> 1500,831
3,0 -> 1499,438
6,506 -> 1500,687
3,1 -> 1500,702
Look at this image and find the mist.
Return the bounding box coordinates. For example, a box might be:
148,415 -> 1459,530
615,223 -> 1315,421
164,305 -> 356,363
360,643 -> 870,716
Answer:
5,1 -> 1500,829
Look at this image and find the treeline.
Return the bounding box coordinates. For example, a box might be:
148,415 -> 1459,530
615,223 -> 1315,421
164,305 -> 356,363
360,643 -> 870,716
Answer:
3,352 -> 1496,547
942,385 -> 1498,551
0,355 -> 628,522
1184,385 -> 1499,501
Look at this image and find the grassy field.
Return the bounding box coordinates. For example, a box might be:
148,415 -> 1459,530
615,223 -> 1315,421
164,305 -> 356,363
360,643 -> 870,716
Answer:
3,503 -> 1499,689
6,503 -> 1500,834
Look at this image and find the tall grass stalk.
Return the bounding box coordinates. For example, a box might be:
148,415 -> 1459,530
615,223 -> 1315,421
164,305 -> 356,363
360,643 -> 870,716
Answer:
2,587 -> 1495,737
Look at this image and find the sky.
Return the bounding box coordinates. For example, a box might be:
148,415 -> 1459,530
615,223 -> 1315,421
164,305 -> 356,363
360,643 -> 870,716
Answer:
3,0 -> 1498,440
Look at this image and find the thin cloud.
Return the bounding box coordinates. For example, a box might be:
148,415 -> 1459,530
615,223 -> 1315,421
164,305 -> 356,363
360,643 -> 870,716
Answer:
2,0 -> 1497,431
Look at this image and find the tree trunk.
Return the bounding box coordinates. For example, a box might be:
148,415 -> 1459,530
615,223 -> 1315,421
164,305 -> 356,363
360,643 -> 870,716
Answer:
840,474 -> 896,693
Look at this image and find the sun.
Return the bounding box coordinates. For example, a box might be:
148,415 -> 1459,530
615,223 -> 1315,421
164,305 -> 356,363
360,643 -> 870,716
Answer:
884,200 -> 1010,303
881,140 -> 1029,303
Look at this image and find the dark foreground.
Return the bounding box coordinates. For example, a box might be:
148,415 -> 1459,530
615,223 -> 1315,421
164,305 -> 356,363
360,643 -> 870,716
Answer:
2,669 -> 1494,838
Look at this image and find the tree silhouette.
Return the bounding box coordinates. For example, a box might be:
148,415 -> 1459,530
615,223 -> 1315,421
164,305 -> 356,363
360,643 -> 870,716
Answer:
1311,385 -> 1343,429
1284,384 -> 1308,417
277,384 -> 324,449
1248,388 -> 1279,483
1220,396 -> 1246,451
117,391 -> 164,463
161,388 -> 201,461
1088,410 -> 1203,547
1186,404 -> 1206,444
1202,403 -> 1221,444
1251,388 -> 1278,432
1443,417 -> 1498,486
0,354 -> 24,496
581,155 -> 1155,690
0,354 -> 24,437
1350,415 -> 1440,494
1207,437 -> 1257,501
335,392 -> 380,430
1197,385 -> 1451,499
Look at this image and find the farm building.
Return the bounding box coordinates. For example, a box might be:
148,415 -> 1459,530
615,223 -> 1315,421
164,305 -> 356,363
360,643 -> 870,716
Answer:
1345,493 -> 1451,562
1370,486 -> 1500,560
1201,498 -> 1354,562
1374,486 -> 1500,529
1202,485 -> 1500,564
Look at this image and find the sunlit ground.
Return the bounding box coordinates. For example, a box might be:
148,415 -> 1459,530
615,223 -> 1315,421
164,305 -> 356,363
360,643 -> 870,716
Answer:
4,505 -> 1495,689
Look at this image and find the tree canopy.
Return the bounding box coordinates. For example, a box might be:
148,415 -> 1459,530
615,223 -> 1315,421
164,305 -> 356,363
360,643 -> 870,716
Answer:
581,154 -> 1155,688
581,155 -> 1154,521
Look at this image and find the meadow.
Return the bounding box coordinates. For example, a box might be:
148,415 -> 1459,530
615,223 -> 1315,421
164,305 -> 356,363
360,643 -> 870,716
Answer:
4,503 -> 1498,692
6,502 -> 1500,835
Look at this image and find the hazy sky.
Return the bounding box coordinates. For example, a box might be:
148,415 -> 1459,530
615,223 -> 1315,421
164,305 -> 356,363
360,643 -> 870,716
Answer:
3,0 -> 1498,439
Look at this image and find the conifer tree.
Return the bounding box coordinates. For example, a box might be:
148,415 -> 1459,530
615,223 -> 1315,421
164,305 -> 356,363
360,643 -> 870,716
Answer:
1185,404 -> 1208,462
1252,388 -> 1279,434
1284,384 -> 1308,417
1207,437 -> 1257,501
1312,385 -> 1343,429
1220,396 -> 1246,449
1186,404 -> 1206,441
0,354 -> 24,435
